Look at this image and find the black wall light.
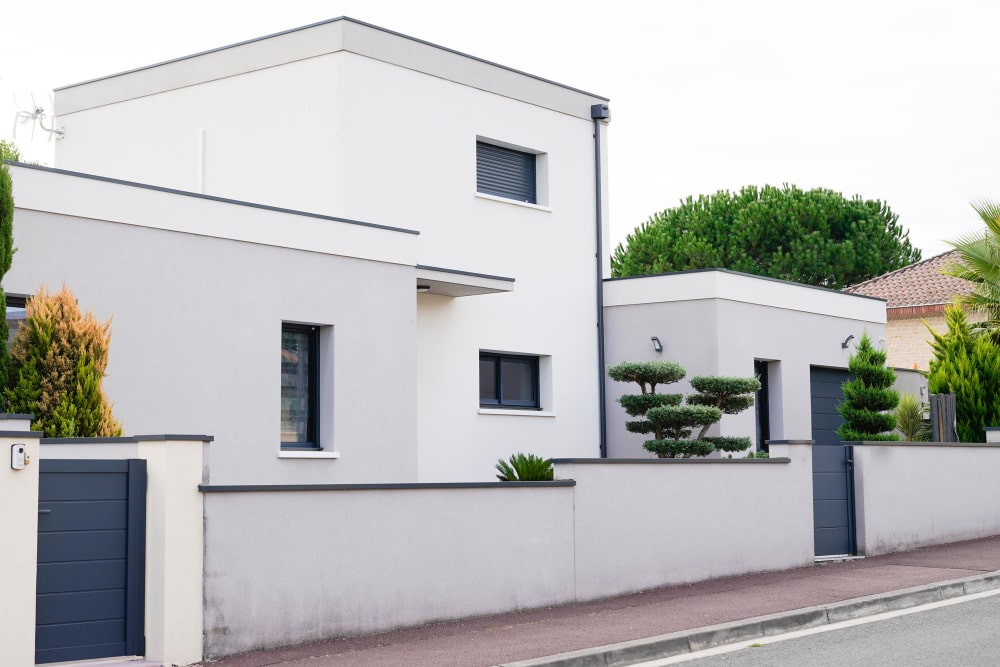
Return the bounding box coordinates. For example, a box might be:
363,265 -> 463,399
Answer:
651,336 -> 663,353
841,334 -> 855,349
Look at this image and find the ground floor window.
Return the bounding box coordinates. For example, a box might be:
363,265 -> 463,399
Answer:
479,352 -> 540,409
281,323 -> 319,448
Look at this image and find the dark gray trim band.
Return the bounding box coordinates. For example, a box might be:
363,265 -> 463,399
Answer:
200,480 -> 576,493
767,440 -> 815,446
0,430 -> 43,438
0,413 -> 34,419
41,434 -> 214,444
604,268 -> 887,303
9,163 -> 420,236
551,458 -> 789,464
416,264 -> 515,282
986,427 -> 1000,432
55,17 -> 609,102
845,441 -> 1000,449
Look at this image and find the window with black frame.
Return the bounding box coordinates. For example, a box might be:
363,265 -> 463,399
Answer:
479,352 -> 539,409
281,323 -> 319,448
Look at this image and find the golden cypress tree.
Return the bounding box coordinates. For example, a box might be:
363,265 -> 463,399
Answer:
6,285 -> 122,436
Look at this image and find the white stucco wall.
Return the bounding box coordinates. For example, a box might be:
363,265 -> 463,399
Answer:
603,271 -> 887,458
853,442 -> 1000,555
202,484 -> 577,658
555,445 -> 814,601
10,167 -> 419,485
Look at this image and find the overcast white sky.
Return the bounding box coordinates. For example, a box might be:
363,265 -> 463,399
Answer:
2,0 -> 998,257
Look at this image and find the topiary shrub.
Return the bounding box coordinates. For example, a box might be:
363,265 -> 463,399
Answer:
837,333 -> 899,441
0,156 -> 14,391
609,361 -> 760,458
495,452 -> 553,481
926,305 -> 1000,442
7,285 -> 122,437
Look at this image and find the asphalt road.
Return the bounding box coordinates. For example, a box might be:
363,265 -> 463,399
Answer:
672,592 -> 1000,666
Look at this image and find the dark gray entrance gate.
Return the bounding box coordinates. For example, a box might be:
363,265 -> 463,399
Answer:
810,367 -> 856,558
36,459 -> 146,664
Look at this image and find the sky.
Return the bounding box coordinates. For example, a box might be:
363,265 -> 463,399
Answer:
2,0 -> 998,258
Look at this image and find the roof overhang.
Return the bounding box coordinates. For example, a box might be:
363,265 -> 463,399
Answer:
416,265 -> 514,297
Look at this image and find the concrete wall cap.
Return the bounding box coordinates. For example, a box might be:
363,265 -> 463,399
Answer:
0,430 -> 44,439
551,457 -> 790,464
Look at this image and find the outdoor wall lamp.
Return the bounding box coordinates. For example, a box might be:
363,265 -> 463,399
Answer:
417,284 -> 431,293
651,336 -> 663,353
841,334 -> 855,349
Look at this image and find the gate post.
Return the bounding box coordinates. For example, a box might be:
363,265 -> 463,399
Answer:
0,422 -> 42,667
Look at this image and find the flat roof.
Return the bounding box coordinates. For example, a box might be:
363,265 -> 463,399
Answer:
55,17 -> 608,120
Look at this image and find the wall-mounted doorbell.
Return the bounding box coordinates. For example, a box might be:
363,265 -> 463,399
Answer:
10,444 -> 28,470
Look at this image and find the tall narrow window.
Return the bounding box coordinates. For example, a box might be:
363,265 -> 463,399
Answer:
479,352 -> 540,408
476,141 -> 537,204
754,360 -> 771,452
281,323 -> 319,448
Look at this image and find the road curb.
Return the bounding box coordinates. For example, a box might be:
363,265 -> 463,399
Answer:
500,570 -> 1000,667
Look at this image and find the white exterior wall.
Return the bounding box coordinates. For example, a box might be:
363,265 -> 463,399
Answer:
51,18 -> 609,482
10,167 -> 419,485
603,271 -> 886,457
853,442 -> 1000,555
202,485 -> 577,658
555,448 -> 814,601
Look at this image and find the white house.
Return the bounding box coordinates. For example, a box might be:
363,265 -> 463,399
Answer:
10,17 -> 611,485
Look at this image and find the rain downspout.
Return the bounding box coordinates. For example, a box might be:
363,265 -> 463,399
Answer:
592,103 -> 610,457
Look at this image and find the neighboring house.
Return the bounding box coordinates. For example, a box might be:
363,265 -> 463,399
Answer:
846,250 -> 979,371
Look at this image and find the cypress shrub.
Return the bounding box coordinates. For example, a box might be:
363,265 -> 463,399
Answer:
837,333 -> 899,441
0,158 -> 13,391
7,285 -> 122,436
926,305 -> 1000,442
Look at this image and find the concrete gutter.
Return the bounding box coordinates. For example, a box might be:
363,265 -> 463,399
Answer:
502,571 -> 1000,666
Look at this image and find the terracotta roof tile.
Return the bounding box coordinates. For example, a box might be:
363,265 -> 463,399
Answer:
845,250 -> 974,308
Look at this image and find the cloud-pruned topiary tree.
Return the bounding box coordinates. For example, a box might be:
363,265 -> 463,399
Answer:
609,361 -> 759,458
837,333 -> 899,441
0,153 -> 13,392
6,285 -> 122,437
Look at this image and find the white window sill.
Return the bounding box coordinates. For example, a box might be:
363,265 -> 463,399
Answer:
278,450 -> 341,459
478,408 -> 556,418
474,192 -> 551,212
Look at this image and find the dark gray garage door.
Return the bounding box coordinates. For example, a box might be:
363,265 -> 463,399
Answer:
810,367 -> 856,558
37,459 -> 146,664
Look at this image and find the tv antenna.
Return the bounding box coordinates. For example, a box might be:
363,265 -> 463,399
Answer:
12,91 -> 64,141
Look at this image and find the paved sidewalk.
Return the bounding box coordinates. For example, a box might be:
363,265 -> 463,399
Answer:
201,536 -> 1000,667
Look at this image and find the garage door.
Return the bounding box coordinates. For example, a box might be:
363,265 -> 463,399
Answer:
36,459 -> 146,664
810,367 -> 856,558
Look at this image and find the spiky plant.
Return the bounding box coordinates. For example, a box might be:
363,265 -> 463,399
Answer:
894,392 -> 930,442
495,453 -> 554,481
943,200 -> 1000,338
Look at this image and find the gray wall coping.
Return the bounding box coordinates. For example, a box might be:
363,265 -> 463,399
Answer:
200,481 -> 576,493
0,414 -> 34,420
986,427 -> 1000,432
42,434 -> 215,444
766,440 -> 815,446
844,440 -> 1000,449
0,430 -> 43,439
551,458 -> 790,465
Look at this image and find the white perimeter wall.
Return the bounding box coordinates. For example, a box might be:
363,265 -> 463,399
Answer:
853,442 -> 1000,555
202,445 -> 812,658
202,485 -> 577,658
603,271 -> 886,457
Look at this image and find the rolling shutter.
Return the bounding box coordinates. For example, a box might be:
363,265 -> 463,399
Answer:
476,142 -> 536,203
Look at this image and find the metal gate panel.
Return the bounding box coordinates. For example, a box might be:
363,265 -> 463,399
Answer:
810,367 -> 857,558
36,459 -> 146,664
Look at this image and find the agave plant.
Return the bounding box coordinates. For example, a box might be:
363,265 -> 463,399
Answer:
495,452 -> 554,481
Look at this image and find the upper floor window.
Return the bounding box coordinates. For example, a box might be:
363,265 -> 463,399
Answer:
476,141 -> 537,204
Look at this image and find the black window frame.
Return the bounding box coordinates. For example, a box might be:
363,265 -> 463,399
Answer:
479,352 -> 540,409
280,323 -> 320,450
476,141 -> 537,204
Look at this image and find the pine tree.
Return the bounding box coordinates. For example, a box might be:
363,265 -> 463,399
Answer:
926,305 -> 1000,442
837,333 -> 899,441
7,285 -> 122,436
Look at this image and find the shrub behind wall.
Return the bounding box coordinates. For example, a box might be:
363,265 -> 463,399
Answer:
7,285 -> 122,437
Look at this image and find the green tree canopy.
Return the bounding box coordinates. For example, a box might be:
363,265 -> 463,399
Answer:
611,185 -> 921,289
